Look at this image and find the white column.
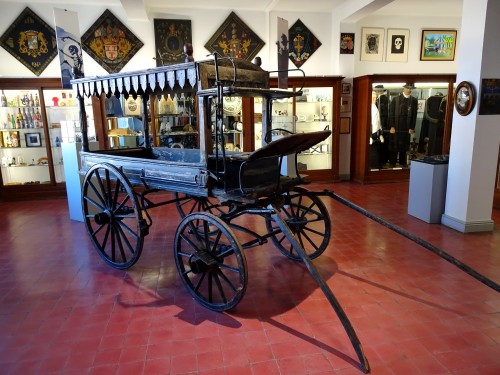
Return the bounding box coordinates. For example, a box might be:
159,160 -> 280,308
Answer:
442,0 -> 500,232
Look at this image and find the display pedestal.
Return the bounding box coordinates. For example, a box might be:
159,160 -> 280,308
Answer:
408,159 -> 448,223
62,142 -> 98,222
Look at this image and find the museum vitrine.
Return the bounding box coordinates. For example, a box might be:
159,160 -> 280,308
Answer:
0,78 -> 90,200
351,74 -> 456,183
152,93 -> 244,152
99,89 -> 245,155
262,76 -> 343,181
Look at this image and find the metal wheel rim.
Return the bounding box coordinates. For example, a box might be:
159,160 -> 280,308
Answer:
82,163 -> 144,269
266,187 -> 331,260
174,212 -> 247,311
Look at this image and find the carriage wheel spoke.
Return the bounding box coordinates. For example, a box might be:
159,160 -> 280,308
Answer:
82,164 -> 144,270
174,212 -> 247,311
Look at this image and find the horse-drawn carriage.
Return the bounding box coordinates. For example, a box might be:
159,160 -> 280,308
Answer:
72,56 -> 369,372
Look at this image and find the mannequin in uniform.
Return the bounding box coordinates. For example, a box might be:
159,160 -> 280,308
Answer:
388,83 -> 418,167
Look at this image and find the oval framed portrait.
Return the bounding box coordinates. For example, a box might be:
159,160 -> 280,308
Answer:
454,81 -> 475,116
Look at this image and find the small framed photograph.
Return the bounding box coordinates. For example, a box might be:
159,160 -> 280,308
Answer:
340,96 -> 352,113
420,30 -> 457,61
360,27 -> 385,61
25,132 -> 42,147
386,29 -> 409,62
340,117 -> 351,134
2,130 -> 21,148
342,83 -> 352,95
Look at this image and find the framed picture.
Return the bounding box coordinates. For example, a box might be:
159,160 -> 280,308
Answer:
2,131 -> 21,148
386,29 -> 409,62
0,7 -> 58,76
154,19 -> 192,66
340,96 -> 352,113
340,33 -> 355,54
479,78 -> 500,115
81,9 -> 144,73
360,27 -> 385,61
340,117 -> 351,134
342,83 -> 351,95
25,132 -> 42,147
420,30 -> 457,61
205,11 -> 264,61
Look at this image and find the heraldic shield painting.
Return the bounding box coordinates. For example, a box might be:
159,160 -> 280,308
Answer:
288,19 -> 322,68
0,7 -> 58,76
205,12 -> 264,61
154,19 -> 192,66
82,9 -> 144,74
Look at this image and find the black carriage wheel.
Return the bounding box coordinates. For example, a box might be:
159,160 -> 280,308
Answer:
265,187 -> 331,260
174,212 -> 247,311
82,163 -> 147,269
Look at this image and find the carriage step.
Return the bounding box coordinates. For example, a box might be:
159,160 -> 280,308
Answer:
195,250 -> 217,266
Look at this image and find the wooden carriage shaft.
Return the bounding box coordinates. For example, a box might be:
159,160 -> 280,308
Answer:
269,204 -> 370,373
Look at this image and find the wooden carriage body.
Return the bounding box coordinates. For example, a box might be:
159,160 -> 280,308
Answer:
72,58 -> 328,200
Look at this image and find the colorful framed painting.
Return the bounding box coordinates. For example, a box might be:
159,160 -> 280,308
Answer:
154,19 -> 192,66
81,9 -> 144,73
360,27 -> 385,62
386,29 -> 409,62
204,11 -> 264,61
420,30 -> 457,61
340,33 -> 355,55
0,7 -> 58,76
288,19 -> 322,68
2,131 -> 21,148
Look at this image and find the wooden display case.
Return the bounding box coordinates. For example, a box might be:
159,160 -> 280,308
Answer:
0,79 -> 80,200
267,76 -> 343,182
351,74 -> 456,183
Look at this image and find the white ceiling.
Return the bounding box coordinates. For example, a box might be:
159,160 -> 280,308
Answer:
0,0 -> 463,18
147,0 -> 463,17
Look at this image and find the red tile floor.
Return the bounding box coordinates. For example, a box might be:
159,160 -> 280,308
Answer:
1,181 -> 499,374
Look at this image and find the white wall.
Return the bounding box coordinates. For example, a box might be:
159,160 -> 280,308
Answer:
0,2 -> 462,180
348,15 -> 460,76
0,2 -> 462,84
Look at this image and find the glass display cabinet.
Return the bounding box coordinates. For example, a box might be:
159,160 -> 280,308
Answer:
152,93 -> 197,149
0,78 -> 85,200
351,74 -> 456,183
263,76 -> 343,182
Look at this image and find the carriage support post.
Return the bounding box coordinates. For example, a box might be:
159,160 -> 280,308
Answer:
269,204 -> 370,373
77,94 -> 89,152
141,94 -> 151,148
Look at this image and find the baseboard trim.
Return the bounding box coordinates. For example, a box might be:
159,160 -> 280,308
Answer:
441,214 -> 494,233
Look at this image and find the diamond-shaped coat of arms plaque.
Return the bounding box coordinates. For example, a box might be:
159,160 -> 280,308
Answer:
288,19 -> 322,68
205,11 -> 264,61
0,7 -> 58,76
81,9 -> 144,74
